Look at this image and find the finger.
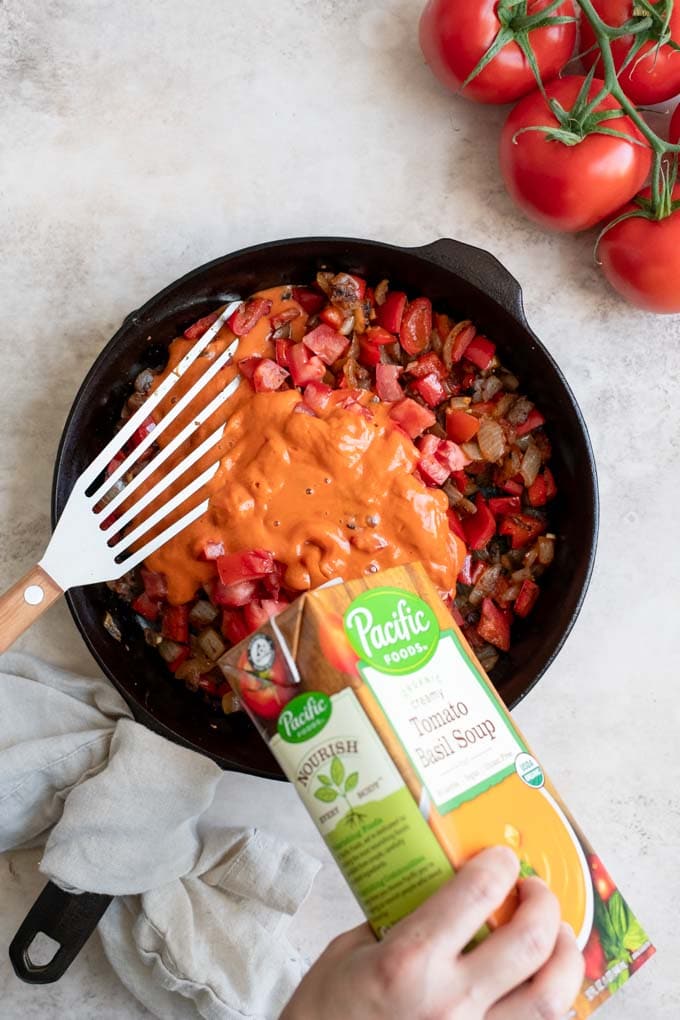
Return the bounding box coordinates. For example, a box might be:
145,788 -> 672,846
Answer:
384,846 -> 520,959
463,876 -> 561,1009
486,923 -> 586,1020
323,921 -> 376,960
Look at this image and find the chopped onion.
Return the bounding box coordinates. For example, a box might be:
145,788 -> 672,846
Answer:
374,279 -> 389,305
448,396 -> 471,411
477,418 -> 505,463
103,612 -> 122,642
144,628 -> 164,647
127,391 -> 147,414
176,653 -> 213,684
524,548 -> 539,568
272,322 -> 292,340
481,375 -> 503,402
511,567 -> 532,582
339,315 -> 355,336
493,393 -> 515,420
461,441 -> 482,461
222,691 -> 240,715
477,645 -> 500,672
134,368 -> 156,394
469,564 -> 503,607
189,600 -> 219,628
520,442 -> 542,487
537,536 -> 555,565
316,271 -> 334,296
508,396 -> 533,426
498,371 -> 519,392
158,639 -> 183,663
198,627 -> 226,662
442,320 -> 473,371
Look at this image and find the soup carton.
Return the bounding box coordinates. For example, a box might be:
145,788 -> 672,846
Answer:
218,563 -> 653,1017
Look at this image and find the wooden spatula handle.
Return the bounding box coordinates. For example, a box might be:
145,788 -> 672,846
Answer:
0,565 -> 62,653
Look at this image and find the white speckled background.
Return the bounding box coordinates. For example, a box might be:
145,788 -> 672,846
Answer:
1,0 -> 679,1017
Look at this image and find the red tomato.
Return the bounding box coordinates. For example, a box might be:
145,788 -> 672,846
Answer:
419,0 -> 577,104
162,604 -> 190,644
252,359 -> 289,393
388,397 -> 436,438
583,928 -> 607,982
131,592 -> 161,622
671,103 -> 680,143
303,324 -> 350,365
500,77 -> 652,232
411,372 -> 447,408
477,598 -> 512,652
229,298 -> 272,336
375,363 -> 404,402
376,291 -> 407,333
184,311 -> 220,341
140,566 -> 168,600
400,297 -> 432,356
318,612 -> 360,675
514,578 -> 540,617
446,409 -> 480,444
303,380 -> 334,414
287,342 -> 326,387
243,598 -> 288,635
581,0 -> 680,105
292,286 -> 326,316
239,673 -> 296,720
598,184 -> 680,314
221,608 -> 250,645
216,549 -> 275,586
589,854 -> 617,902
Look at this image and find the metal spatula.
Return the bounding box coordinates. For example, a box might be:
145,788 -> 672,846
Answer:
0,299 -> 243,653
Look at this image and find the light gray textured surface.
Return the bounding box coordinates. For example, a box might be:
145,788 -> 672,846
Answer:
1,0 -> 678,1017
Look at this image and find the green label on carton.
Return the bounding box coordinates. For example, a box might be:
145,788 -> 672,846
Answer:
277,692 -> 332,743
343,587 -> 439,675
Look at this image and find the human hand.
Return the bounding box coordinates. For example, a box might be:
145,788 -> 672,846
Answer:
281,846 -> 584,1020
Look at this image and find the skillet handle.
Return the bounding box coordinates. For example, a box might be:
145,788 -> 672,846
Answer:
9,881 -> 113,984
410,238 -> 527,325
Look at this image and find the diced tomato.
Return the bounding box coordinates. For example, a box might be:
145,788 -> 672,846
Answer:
449,324 -> 477,363
303,324 -> 350,365
237,357 -> 260,381
477,598 -> 511,652
411,373 -> 447,408
418,454 -> 450,486
375,364 -> 404,402
140,567 -> 168,600
275,339 -> 294,368
400,297 -> 432,356
498,474 -> 524,495
514,579 -> 540,618
388,398 -> 436,439
261,564 -> 286,598
527,475 -> 548,507
252,358 -> 289,393
358,337 -> 384,367
106,451 -> 126,478
221,607 -> 250,645
435,439 -> 469,473
229,298 -> 272,336
292,286 -> 326,316
447,508 -> 466,540
515,408 -> 546,437
162,604 -> 190,644
132,592 -> 161,622
131,417 -> 156,448
365,325 -> 395,346
303,380 -> 334,414
167,647 -> 191,673
377,290 -> 407,333
417,433 -> 440,457
198,540 -> 225,561
407,352 -> 447,379
463,336 -> 496,371
184,311 -> 220,341
446,409 -> 480,444
462,493 -> 497,551
319,305 -> 345,330
499,513 -> 546,549
287,342 -> 326,387
217,548 -> 276,585
209,578 -> 258,607
243,598 -> 288,634
489,496 -> 521,516
543,466 -> 557,500
271,308 -> 300,329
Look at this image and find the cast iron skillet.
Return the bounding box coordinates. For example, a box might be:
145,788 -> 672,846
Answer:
10,236 -> 599,984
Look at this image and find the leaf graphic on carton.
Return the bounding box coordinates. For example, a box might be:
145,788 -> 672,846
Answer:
345,772 -> 359,793
318,774 -> 332,787
315,787 -> 338,803
331,756 -> 345,786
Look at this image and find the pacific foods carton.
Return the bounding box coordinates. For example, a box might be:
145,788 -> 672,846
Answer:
219,563 -> 654,1017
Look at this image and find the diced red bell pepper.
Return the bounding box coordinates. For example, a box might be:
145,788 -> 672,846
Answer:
417,433 -> 440,457
287,342 -> 326,387
477,598 -> 512,652
106,451 -> 126,478
162,604 -> 190,644
198,540 -> 225,561
375,364 -> 404,402
388,398 -> 437,439
543,466 -> 557,500
514,579 -> 540,618
184,311 -> 220,341
411,372 -> 447,408
303,381 -> 334,414
377,291 -> 407,333
436,439 -> 469,473
462,493 -> 497,551
131,417 -> 156,448
358,337 -> 383,367
499,513 -> 546,549
515,408 -> 546,437
243,598 -> 288,634
132,592 -> 161,622
446,409 -> 480,444
229,298 -> 272,337
365,326 -> 395,346
418,454 -> 450,487
271,308 -> 300,330
400,298 -> 432,356
292,286 -> 326,316
449,324 -> 477,363
319,305 -> 345,330
407,352 -> 447,379
447,508 -> 466,540
275,338 -> 294,368
217,548 -> 276,586
303,324 -> 350,365
237,357 -> 260,381
463,336 -> 496,371
252,358 -> 289,393
527,474 -> 548,507
140,566 -> 168,600
489,496 -> 521,516
167,647 -> 191,673
209,578 -> 258,607
221,607 -> 250,645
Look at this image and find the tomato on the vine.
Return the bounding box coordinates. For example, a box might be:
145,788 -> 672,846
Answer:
499,76 -> 652,232
582,0 -> 680,106
419,0 -> 577,105
598,184 -> 680,314
589,854 -> 617,902
583,928 -> 607,981
671,103 -> 680,143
